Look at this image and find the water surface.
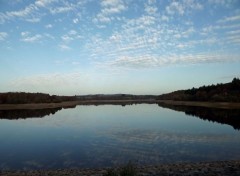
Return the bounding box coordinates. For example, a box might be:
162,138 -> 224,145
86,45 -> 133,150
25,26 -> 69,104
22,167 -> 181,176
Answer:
0,104 -> 239,170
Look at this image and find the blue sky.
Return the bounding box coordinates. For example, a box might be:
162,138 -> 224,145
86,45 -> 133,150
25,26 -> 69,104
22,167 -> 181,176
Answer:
0,0 -> 240,95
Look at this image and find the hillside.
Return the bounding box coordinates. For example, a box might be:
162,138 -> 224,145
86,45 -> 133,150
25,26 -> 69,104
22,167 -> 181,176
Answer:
157,78 -> 240,102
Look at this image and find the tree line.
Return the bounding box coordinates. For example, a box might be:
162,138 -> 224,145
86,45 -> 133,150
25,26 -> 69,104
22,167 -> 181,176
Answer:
157,78 -> 240,102
0,92 -> 77,104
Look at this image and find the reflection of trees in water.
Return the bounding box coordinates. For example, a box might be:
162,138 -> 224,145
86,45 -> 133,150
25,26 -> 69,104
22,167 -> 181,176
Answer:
2,103 -> 239,130
0,108 -> 63,119
158,103 -> 240,130
78,101 -> 155,106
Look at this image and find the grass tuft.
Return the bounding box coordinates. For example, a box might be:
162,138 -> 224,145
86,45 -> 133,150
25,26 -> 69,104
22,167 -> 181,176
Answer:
103,162 -> 137,176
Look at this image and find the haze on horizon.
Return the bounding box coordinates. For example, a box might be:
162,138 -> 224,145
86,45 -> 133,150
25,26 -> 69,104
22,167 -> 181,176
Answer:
0,0 -> 240,96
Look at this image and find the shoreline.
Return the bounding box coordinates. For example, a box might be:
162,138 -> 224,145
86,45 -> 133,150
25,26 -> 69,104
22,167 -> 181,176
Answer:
1,160 -> 240,176
0,100 -> 240,110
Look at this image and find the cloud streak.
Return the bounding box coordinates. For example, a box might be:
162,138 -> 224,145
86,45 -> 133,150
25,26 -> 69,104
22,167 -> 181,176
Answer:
21,32 -> 42,43
0,32 -> 8,41
97,53 -> 240,69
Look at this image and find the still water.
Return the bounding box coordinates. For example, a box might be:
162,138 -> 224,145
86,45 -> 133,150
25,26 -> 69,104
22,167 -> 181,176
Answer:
0,104 -> 240,170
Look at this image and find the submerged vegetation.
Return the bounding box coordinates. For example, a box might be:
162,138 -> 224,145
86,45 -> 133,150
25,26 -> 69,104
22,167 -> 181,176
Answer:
157,78 -> 240,102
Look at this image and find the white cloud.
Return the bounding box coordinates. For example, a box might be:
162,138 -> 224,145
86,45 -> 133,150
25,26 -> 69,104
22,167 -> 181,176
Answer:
72,61 -> 80,65
25,17 -> 41,23
21,34 -> 42,43
94,0 -> 127,23
45,24 -> 53,28
21,31 -> 30,37
0,32 -> 8,41
226,35 -> 240,44
61,30 -> 82,43
61,35 -> 73,42
59,44 -> 71,50
73,18 -> 79,24
218,15 -> 240,23
35,0 -> 56,7
166,1 -> 184,15
44,33 -> 55,40
1,0 -> 239,73
208,0 -> 237,7
6,4 -> 37,18
181,27 -> 195,38
202,23 -> 240,35
101,0 -> 124,7
107,55 -> 159,68
144,0 -> 158,15
145,6 -> 157,15
0,3 -> 41,23
69,30 -> 77,35
166,0 -> 203,16
94,14 -> 111,23
99,53 -> 240,69
50,6 -> 73,14
227,29 -> 240,35
0,0 -> 80,23
161,15 -> 169,21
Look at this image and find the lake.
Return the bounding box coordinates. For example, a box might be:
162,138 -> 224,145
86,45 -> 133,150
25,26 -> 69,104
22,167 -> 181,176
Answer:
0,104 -> 240,170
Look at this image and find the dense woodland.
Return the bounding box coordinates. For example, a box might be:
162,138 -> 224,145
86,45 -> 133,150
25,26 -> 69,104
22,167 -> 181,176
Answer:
0,92 -> 77,104
157,78 -> 240,102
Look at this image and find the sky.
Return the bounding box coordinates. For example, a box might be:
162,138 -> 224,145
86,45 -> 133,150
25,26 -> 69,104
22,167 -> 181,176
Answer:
0,0 -> 240,95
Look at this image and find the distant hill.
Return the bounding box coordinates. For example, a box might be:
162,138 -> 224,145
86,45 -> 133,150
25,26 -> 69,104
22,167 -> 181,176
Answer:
157,78 -> 240,102
76,94 -> 157,101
